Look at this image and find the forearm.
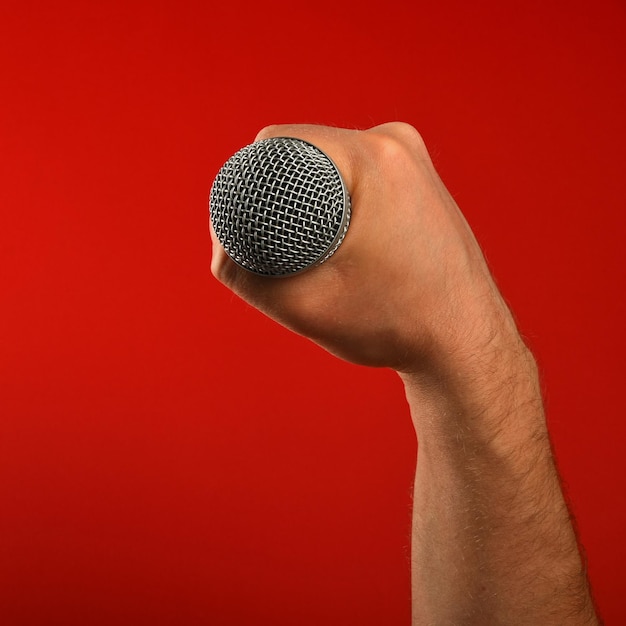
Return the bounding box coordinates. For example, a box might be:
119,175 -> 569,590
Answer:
401,325 -> 598,624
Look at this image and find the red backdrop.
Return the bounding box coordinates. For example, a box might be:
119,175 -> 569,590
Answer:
1,0 -> 624,623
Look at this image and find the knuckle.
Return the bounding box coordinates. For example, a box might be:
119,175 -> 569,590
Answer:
364,122 -> 428,171
389,121 -> 425,146
372,131 -> 414,169
368,121 -> 428,161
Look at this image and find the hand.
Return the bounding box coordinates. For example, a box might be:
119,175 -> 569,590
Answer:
211,122 -> 518,372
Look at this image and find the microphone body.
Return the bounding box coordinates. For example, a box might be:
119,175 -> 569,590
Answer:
209,137 -> 351,276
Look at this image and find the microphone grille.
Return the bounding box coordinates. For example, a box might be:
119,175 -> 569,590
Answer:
209,137 -> 351,276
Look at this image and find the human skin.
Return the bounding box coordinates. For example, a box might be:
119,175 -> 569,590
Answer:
210,122 -> 599,624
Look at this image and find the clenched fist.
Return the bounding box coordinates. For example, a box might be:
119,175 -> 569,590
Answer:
210,122 -> 517,373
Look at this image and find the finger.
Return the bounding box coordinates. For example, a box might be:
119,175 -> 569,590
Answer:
254,124 -> 359,194
209,218 -> 236,286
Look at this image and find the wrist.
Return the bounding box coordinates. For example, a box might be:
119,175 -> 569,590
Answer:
398,296 -> 545,452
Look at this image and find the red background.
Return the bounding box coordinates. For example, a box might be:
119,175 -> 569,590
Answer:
1,0 -> 624,623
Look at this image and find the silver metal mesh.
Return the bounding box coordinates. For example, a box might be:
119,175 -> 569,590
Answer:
209,137 -> 351,276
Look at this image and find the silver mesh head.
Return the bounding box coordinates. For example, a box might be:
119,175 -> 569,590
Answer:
209,137 -> 351,276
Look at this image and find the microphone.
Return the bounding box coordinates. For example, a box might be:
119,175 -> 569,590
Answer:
209,137 -> 351,276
